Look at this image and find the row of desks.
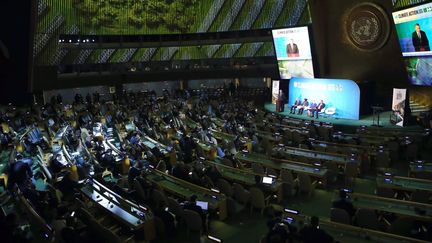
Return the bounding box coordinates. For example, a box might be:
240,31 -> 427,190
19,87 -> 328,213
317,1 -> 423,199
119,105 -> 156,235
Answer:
256,129 -> 390,158
80,178 -> 154,231
146,169 -> 228,220
409,163 -> 432,179
235,152 -> 328,186
349,192 -> 432,222
282,210 -> 430,243
376,175 -> 432,194
273,144 -> 359,165
202,160 -> 281,193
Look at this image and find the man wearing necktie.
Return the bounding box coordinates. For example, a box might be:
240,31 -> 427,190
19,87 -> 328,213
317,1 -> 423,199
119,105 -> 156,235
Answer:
286,39 -> 300,57
412,23 -> 430,52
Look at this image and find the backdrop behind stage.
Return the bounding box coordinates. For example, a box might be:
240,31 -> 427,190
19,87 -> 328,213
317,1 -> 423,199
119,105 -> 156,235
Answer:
289,78 -> 360,120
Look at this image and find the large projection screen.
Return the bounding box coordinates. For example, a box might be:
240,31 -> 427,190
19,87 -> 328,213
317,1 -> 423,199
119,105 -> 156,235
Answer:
393,2 -> 432,86
289,78 -> 360,120
272,26 -> 314,80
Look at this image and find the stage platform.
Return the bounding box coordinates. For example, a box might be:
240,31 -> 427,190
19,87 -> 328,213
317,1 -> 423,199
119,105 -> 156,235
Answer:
264,103 -> 422,129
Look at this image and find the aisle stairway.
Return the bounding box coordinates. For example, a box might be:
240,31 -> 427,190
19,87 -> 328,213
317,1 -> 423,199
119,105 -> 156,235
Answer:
410,100 -> 430,115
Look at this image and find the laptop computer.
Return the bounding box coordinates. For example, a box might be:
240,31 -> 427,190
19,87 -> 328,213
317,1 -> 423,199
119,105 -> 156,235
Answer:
262,176 -> 274,185
196,201 -> 208,211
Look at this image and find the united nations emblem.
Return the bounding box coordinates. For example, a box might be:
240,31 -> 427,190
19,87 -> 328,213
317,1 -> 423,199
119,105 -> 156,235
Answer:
345,3 -> 390,52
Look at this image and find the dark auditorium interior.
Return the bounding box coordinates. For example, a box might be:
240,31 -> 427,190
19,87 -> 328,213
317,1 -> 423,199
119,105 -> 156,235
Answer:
1,0 -> 432,242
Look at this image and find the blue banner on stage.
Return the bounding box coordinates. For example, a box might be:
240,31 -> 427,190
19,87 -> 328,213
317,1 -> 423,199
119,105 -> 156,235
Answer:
289,78 -> 360,120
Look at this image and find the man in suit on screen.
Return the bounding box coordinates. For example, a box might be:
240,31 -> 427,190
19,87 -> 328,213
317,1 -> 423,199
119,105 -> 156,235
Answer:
412,24 -> 430,52
286,39 -> 299,57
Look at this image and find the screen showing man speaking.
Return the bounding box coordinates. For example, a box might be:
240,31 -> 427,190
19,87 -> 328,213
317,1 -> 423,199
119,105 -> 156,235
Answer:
393,3 -> 432,57
272,26 -> 314,80
393,2 -> 432,86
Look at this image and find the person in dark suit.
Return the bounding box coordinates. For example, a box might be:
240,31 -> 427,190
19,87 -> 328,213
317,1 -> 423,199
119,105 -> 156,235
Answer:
312,100 -> 326,118
412,24 -> 430,52
278,91 -> 286,112
300,216 -> 333,243
332,190 -> 356,218
297,98 -> 309,115
286,39 -> 299,57
290,99 -> 301,114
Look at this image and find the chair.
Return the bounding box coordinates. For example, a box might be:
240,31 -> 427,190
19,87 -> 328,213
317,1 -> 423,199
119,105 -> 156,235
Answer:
317,108 -> 326,118
232,183 -> 250,205
183,209 -> 203,237
280,169 -> 295,185
326,146 -> 339,154
221,158 -> 233,167
375,187 -> 396,198
101,169 -> 113,179
249,187 -> 270,215
410,190 -> 430,203
217,178 -> 233,197
297,173 -> 316,197
292,131 -> 302,144
344,162 -> 359,186
167,197 -> 185,220
154,216 -> 166,238
326,161 -> 339,183
355,208 -> 380,230
98,225 -> 122,243
134,179 -> 147,202
387,141 -> 399,161
252,163 -> 265,175
156,160 -> 166,172
152,189 -> 168,209
299,144 -> 309,150
375,153 -> 391,168
315,145 -> 326,152
388,217 -> 414,237
325,107 -> 337,118
262,139 -> 273,156
330,208 -> 351,224
202,174 -> 215,188
413,171 -> 432,180
406,143 -> 418,161
283,130 -> 293,141
279,182 -> 295,203
317,126 -> 330,141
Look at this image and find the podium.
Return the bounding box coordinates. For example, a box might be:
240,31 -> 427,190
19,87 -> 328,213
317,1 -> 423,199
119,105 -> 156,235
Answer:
275,99 -> 281,112
371,106 -> 384,127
